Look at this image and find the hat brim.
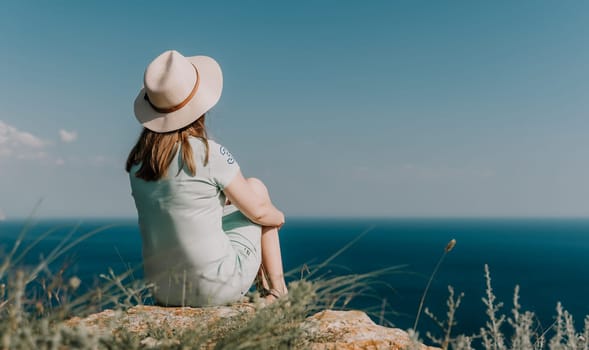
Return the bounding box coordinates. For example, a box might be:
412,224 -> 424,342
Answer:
134,55 -> 223,133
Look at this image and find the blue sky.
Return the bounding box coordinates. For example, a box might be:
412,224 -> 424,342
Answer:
1,1 -> 588,218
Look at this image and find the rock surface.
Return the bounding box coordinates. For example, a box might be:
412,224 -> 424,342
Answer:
66,304 -> 438,349
306,310 -> 436,350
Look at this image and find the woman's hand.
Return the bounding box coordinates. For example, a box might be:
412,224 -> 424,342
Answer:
276,211 -> 285,230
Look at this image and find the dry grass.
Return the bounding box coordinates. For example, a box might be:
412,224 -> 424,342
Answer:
1,222 -> 588,349
422,264 -> 589,350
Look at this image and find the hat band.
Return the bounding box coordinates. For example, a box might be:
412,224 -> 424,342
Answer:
144,64 -> 200,114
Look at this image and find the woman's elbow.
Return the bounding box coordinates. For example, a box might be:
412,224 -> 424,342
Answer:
248,202 -> 272,223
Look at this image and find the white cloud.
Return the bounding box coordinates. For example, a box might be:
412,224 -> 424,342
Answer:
0,120 -> 47,160
59,129 -> 78,143
0,120 -> 45,148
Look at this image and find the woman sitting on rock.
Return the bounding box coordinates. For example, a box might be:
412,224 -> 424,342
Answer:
126,50 -> 287,306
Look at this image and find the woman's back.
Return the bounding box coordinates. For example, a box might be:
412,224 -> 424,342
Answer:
130,137 -> 248,305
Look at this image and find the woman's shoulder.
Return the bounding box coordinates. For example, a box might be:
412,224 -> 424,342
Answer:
187,138 -> 236,163
198,138 -> 232,155
205,138 -> 223,148
187,136 -> 222,148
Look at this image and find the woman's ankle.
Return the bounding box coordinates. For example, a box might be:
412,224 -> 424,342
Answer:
269,282 -> 288,296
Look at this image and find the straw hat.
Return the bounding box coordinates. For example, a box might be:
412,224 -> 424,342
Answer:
133,50 -> 223,133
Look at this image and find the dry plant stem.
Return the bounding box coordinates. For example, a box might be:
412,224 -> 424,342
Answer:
311,266 -> 403,315
306,225 -> 375,279
423,286 -> 463,350
26,225 -> 116,284
379,298 -> 387,326
9,270 -> 25,330
482,264 -> 506,350
413,249 -> 449,331
0,202 -> 42,279
443,287 -> 463,349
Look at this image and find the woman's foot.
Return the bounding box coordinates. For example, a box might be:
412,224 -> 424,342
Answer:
261,287 -> 288,303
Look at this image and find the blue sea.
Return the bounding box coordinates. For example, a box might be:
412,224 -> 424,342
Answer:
1,218 -> 588,337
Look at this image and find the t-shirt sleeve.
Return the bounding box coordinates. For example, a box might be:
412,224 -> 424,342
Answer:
209,141 -> 240,189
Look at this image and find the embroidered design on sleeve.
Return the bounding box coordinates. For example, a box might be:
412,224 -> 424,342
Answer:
219,145 -> 235,164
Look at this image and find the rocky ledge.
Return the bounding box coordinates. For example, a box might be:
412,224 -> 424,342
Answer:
66,304 -> 438,349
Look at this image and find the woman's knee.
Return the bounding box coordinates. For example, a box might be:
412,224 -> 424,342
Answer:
246,177 -> 269,198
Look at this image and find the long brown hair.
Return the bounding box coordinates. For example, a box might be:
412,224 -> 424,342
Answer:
125,115 -> 209,181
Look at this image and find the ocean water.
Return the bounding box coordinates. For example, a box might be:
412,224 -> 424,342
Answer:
0,217 -> 588,337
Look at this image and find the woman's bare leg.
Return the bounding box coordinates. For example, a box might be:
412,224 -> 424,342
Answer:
247,178 -> 288,298
259,225 -> 287,296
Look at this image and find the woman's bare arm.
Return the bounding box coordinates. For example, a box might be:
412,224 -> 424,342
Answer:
223,170 -> 284,227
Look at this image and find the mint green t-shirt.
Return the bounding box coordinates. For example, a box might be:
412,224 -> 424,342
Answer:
130,137 -> 259,306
